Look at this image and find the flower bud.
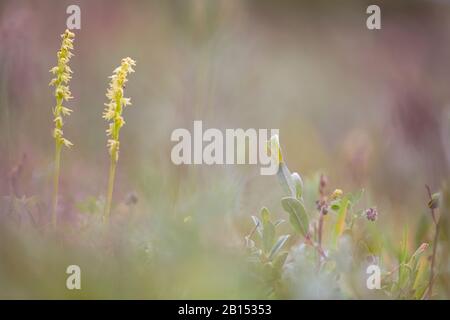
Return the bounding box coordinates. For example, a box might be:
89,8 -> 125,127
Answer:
365,207 -> 378,221
291,172 -> 303,199
330,189 -> 343,200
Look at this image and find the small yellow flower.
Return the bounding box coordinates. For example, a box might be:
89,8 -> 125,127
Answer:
103,57 -> 136,162
330,189 -> 343,200
103,58 -> 137,223
265,134 -> 283,164
49,29 -> 75,148
50,29 -> 76,228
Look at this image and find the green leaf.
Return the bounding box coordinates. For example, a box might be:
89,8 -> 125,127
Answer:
260,207 -> 275,254
330,199 -> 341,211
291,172 -> 304,200
263,223 -> 275,254
274,219 -> 285,227
398,226 -> 409,289
332,197 -> 349,247
251,215 -> 262,237
281,197 -> 309,237
272,251 -> 289,270
268,235 -> 290,261
413,257 -> 429,299
261,207 -> 270,224
277,163 -> 296,198
428,192 -> 440,209
399,226 -> 409,264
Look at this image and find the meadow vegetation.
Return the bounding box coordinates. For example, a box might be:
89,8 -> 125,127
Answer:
0,1 -> 449,299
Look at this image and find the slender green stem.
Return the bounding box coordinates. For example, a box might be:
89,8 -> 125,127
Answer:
318,212 -> 324,248
104,158 -> 117,223
428,220 -> 440,299
51,141 -> 62,228
102,57 -> 135,223
425,184 -> 440,299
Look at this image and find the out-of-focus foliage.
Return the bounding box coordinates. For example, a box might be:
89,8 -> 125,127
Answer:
0,0 -> 449,299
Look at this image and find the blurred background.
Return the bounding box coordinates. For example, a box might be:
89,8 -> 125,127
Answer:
0,0 -> 449,299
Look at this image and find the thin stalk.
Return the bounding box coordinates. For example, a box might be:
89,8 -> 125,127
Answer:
103,98 -> 120,224
426,184 -> 439,299
103,158 -> 117,223
51,141 -> 62,227
102,57 -> 135,224
49,29 -> 75,228
305,234 -> 327,260
316,174 -> 327,267
318,212 -> 324,248
427,221 -> 440,299
317,212 -> 325,269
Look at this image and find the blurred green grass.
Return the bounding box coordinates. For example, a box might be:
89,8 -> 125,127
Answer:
0,0 -> 449,299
